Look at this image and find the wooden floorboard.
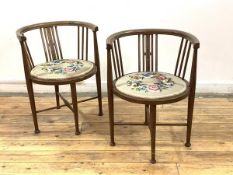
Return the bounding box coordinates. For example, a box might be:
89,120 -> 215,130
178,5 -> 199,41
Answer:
0,96 -> 233,174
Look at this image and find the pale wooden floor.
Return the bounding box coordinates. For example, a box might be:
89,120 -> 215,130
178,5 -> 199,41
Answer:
0,95 -> 233,175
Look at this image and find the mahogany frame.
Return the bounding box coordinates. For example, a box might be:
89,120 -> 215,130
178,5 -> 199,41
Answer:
16,21 -> 103,135
106,29 -> 200,163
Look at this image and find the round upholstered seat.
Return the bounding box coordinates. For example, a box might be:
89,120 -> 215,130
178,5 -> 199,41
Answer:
114,72 -> 188,102
30,59 -> 96,83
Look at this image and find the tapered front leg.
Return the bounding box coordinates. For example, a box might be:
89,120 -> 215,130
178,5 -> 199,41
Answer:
55,85 -> 60,109
149,105 -> 156,164
70,83 -> 80,135
186,47 -> 198,147
96,72 -> 103,116
108,90 -> 115,146
144,104 -> 149,125
93,31 -> 103,116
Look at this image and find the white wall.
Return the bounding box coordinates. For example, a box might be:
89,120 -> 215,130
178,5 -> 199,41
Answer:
0,0 -> 233,93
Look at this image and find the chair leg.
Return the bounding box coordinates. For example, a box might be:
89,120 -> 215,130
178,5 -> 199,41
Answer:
108,91 -> 115,146
144,104 -> 149,125
185,92 -> 195,147
70,83 -> 80,135
55,85 -> 60,109
149,105 -> 156,164
96,72 -> 103,116
26,80 -> 40,134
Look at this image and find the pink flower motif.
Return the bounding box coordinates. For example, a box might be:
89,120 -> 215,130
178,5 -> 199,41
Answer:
157,74 -> 166,80
63,67 -> 74,72
148,84 -> 159,91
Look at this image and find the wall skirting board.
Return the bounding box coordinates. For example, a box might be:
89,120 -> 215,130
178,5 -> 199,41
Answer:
0,81 -> 233,94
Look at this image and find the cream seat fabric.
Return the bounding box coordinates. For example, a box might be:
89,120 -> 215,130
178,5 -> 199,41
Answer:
115,72 -> 188,100
30,59 -> 94,80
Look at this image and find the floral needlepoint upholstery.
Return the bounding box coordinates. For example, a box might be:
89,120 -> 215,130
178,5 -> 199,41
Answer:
30,59 -> 94,80
115,72 -> 188,99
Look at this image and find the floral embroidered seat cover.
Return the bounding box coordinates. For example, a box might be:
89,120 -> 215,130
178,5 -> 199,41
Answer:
30,59 -> 94,80
115,72 -> 187,99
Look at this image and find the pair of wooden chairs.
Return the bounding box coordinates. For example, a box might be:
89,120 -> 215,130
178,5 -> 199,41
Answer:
17,21 -> 200,163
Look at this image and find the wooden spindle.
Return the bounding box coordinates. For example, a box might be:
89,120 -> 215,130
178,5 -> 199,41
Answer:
175,38 -> 184,76
178,39 -> 188,77
117,39 -> 124,76
81,26 -> 84,60
138,35 -> 141,71
85,27 -> 88,60
182,42 -> 191,79
77,26 -> 80,59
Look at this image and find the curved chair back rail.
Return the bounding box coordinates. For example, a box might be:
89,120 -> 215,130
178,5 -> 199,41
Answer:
16,20 -> 103,135
107,29 -> 199,48
17,21 -> 98,40
106,29 -> 200,83
106,28 -> 200,163
17,21 -> 100,81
